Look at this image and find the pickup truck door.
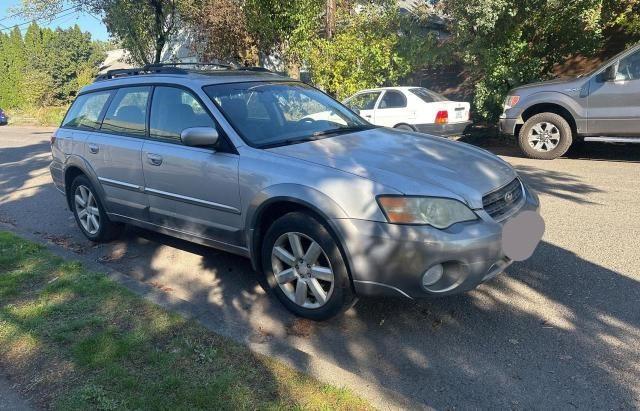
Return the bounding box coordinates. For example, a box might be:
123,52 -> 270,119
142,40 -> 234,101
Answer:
588,49 -> 640,136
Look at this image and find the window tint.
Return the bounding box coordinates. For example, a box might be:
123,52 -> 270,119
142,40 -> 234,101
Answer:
62,91 -> 112,130
101,87 -> 150,137
409,88 -> 449,103
616,50 -> 640,81
150,87 -> 216,142
345,92 -> 381,110
379,90 -> 407,109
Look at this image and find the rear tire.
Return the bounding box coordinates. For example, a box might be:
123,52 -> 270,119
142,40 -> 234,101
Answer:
261,211 -> 356,320
518,113 -> 572,160
70,175 -> 124,242
394,123 -> 415,131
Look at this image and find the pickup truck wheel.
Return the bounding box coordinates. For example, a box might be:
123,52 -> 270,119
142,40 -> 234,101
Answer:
261,211 -> 356,320
518,113 -> 572,160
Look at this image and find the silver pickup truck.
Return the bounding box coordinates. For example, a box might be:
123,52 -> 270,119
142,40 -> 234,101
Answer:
500,42 -> 640,159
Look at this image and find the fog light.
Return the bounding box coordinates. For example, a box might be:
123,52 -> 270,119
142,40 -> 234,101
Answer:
422,264 -> 444,287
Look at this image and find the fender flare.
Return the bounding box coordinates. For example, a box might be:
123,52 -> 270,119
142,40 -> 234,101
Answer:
62,155 -> 107,211
244,184 -> 353,273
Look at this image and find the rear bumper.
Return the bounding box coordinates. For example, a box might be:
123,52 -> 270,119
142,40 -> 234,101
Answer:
332,185 -> 541,299
414,121 -> 472,137
49,160 -> 65,194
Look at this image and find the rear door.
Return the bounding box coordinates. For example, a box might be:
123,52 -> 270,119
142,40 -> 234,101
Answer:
587,48 -> 640,136
141,86 -> 242,245
343,91 -> 381,124
91,86 -> 150,221
373,90 -> 409,127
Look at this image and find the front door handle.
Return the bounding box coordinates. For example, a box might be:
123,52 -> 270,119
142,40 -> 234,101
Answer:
147,153 -> 163,166
363,114 -> 372,119
88,143 -> 99,154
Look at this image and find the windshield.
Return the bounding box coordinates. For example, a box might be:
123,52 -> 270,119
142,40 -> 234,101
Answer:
204,81 -> 374,148
409,87 -> 449,103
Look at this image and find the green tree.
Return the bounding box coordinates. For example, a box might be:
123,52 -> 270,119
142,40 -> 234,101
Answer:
20,0 -> 180,64
419,0 -> 606,121
305,4 -> 412,99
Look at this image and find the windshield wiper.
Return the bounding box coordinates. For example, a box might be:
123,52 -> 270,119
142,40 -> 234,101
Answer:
258,136 -> 322,149
258,125 -> 376,149
311,125 -> 375,138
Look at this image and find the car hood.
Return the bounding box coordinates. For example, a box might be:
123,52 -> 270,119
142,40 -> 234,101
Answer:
267,128 -> 517,209
511,77 -> 586,94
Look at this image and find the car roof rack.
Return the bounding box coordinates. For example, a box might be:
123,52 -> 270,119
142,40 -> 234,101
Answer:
95,61 -> 274,81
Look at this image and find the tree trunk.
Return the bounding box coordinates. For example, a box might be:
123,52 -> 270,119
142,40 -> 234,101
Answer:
325,0 -> 336,39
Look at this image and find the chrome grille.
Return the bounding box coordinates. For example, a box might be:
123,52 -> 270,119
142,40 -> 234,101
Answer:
483,178 -> 523,220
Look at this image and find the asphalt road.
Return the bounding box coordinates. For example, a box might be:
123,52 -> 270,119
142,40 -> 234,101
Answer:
1,126 -> 639,409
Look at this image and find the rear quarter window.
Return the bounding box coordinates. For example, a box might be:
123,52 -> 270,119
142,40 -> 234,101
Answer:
62,91 -> 113,130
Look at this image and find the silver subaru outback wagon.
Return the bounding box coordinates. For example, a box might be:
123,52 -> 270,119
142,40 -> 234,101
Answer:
50,64 -> 544,320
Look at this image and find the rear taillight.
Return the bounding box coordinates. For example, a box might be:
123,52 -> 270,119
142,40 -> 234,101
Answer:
435,110 -> 448,124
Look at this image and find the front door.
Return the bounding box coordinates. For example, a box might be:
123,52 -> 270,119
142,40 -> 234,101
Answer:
141,86 -> 242,246
343,91 -> 381,124
588,48 -> 640,136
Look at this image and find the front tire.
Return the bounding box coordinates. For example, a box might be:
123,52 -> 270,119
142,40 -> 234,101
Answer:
518,112 -> 573,160
261,212 -> 356,320
70,175 -> 123,242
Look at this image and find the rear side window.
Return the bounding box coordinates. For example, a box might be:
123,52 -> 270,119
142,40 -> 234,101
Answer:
62,91 -> 112,130
379,90 -> 407,109
149,86 -> 216,142
345,92 -> 381,110
409,88 -> 449,103
101,86 -> 150,137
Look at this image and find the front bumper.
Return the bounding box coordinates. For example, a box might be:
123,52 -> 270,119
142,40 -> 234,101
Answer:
332,186 -> 541,299
414,121 -> 472,137
498,117 -> 518,135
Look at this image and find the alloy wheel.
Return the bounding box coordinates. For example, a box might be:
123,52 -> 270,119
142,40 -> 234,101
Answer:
528,122 -> 561,152
271,232 -> 334,309
74,185 -> 100,235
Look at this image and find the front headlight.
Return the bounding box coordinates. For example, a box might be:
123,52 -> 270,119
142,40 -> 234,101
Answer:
377,196 -> 477,229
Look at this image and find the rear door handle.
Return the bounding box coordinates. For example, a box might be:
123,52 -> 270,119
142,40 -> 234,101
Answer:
88,143 -> 99,154
147,153 -> 163,166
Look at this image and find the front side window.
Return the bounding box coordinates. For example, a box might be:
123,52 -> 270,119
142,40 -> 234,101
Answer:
62,91 -> 112,130
150,87 -> 216,142
101,86 -> 150,137
379,90 -> 407,109
409,87 -> 449,103
204,81 -> 373,148
345,92 -> 381,111
616,50 -> 640,81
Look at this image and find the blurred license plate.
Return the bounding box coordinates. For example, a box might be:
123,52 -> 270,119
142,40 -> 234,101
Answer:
455,109 -> 464,119
501,211 -> 545,261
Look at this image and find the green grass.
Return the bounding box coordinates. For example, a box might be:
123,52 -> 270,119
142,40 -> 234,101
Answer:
4,106 -> 68,127
0,231 -> 371,410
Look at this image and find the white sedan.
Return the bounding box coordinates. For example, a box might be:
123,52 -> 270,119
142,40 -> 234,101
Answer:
342,87 -> 472,137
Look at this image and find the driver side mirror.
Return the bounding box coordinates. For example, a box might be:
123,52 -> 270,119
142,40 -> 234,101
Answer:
180,127 -> 219,148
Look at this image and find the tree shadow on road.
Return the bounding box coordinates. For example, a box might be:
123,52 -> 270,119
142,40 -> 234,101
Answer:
2,134 -> 638,409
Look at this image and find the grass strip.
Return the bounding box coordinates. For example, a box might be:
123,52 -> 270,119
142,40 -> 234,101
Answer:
0,231 -> 371,410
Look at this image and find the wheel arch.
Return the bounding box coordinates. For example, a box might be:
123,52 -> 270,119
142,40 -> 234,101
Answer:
393,123 -> 416,131
62,156 -> 106,211
246,188 -> 355,290
520,102 -> 578,136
